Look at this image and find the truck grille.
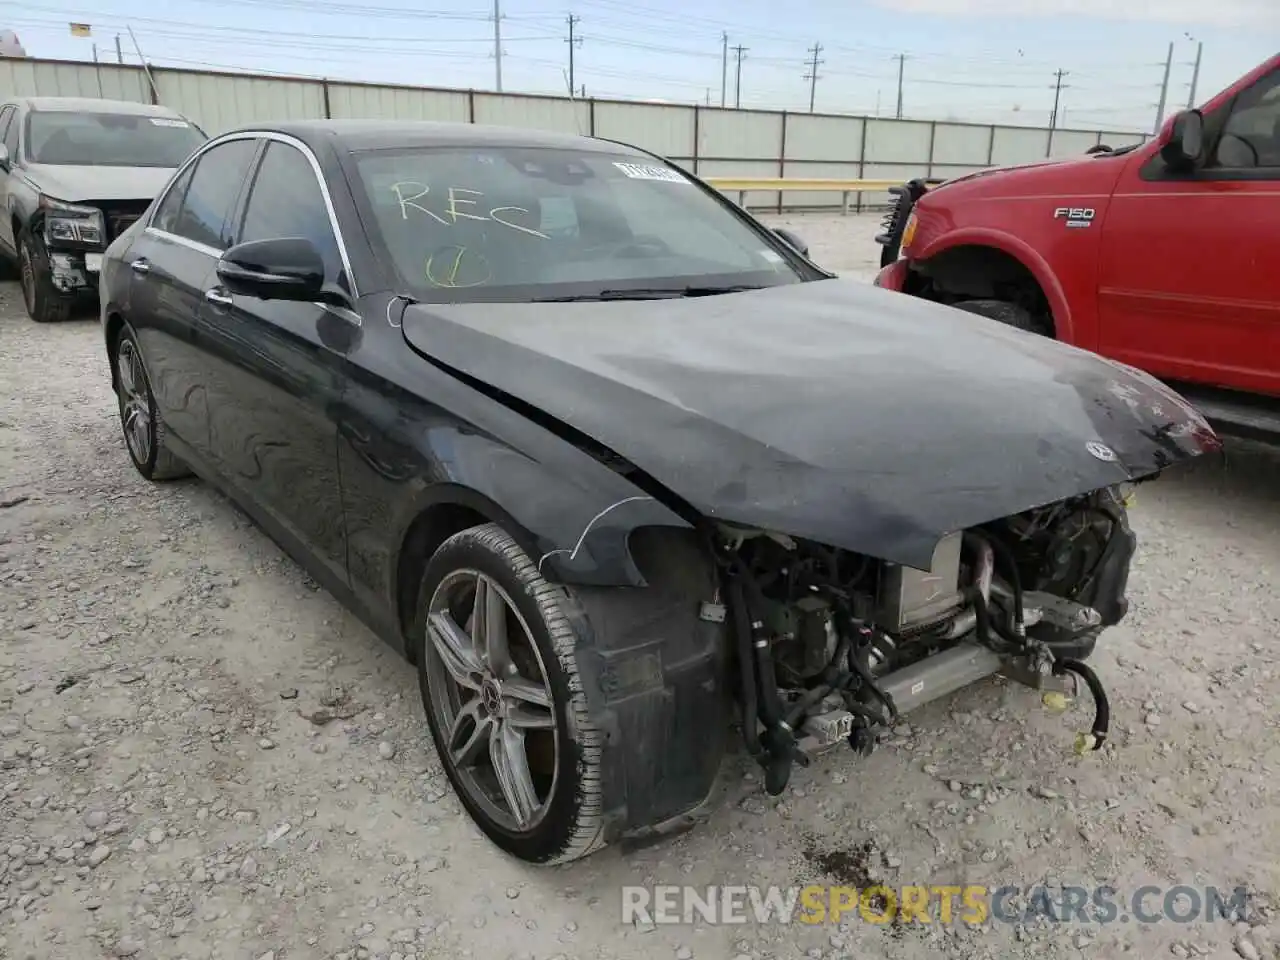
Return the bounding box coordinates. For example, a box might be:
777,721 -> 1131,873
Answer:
873,179 -> 940,269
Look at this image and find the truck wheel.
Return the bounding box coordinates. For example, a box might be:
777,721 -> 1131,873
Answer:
19,232 -> 75,324
414,523 -> 607,865
952,299 -> 1051,336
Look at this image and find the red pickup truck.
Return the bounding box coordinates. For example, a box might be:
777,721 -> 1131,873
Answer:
874,54 -> 1280,440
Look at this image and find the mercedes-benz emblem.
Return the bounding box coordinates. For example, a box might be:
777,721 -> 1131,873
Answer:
1086,441 -> 1118,462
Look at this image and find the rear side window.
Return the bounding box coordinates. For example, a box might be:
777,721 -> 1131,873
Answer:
169,139 -> 258,250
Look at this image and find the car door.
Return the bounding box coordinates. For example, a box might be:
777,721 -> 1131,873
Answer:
1097,67 -> 1280,397
196,136 -> 352,587
0,104 -> 19,255
126,136 -> 261,455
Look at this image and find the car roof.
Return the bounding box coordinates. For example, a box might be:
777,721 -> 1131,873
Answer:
217,119 -> 648,157
18,96 -> 187,119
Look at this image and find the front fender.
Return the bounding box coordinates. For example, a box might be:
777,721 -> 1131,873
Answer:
913,226 -> 1077,344
336,349 -> 692,602
386,433 -> 689,588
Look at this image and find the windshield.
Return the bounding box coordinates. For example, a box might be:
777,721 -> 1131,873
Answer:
25,111 -> 205,167
353,145 -> 807,302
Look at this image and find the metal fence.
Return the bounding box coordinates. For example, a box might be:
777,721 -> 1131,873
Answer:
1,57 -> 1147,211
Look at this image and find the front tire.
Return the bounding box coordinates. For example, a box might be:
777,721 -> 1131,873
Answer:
113,328 -> 191,482
414,523 -> 606,865
19,232 -> 74,324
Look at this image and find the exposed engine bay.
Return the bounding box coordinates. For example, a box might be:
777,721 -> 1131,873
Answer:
713,484 -> 1134,793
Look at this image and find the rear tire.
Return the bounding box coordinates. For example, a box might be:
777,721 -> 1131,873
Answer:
414,523 -> 607,865
19,232 -> 75,324
952,298 -> 1051,336
112,327 -> 192,482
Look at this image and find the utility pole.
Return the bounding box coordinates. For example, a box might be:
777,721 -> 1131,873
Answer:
720,32 -> 728,108
492,0 -> 503,92
114,34 -> 122,63
1049,69 -> 1068,129
1047,68 -> 1068,157
1187,39 -> 1203,107
894,53 -> 906,120
565,14 -> 582,98
803,42 -> 823,113
732,44 -> 748,109
1153,40 -> 1173,133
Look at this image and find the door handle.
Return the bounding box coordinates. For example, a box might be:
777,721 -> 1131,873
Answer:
130,258 -> 151,275
204,287 -> 234,308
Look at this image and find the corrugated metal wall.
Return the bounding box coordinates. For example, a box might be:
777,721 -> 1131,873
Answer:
0,57 -> 1148,212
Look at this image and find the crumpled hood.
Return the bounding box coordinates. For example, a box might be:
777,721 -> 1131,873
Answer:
23,163 -> 175,203
400,277 -> 1219,569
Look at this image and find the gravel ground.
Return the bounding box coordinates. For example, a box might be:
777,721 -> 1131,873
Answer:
1,212 -> 1278,960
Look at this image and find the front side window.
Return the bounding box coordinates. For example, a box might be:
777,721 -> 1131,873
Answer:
1211,69 -> 1280,170
353,146 -> 808,303
238,141 -> 343,281
25,111 -> 205,167
169,139 -> 258,251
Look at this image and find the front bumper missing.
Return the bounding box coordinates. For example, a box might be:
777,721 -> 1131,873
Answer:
47,249 -> 103,295
798,642 -> 1081,754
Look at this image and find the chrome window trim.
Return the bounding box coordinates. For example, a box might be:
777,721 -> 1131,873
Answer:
145,129 -> 359,297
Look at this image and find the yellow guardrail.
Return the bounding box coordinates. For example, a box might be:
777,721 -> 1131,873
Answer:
702,177 -> 919,215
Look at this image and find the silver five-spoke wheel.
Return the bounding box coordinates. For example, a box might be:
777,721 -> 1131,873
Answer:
116,337 -> 153,467
424,569 -> 558,831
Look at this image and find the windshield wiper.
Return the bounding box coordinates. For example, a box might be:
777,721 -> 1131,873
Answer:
532,284 -> 765,302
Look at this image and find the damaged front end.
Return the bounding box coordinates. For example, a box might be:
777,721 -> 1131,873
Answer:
713,484 -> 1132,794
34,196 -> 148,297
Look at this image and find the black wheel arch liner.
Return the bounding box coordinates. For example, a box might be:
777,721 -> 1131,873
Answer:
562,526 -> 733,842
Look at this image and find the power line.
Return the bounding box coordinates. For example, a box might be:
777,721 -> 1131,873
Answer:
803,42 -> 823,114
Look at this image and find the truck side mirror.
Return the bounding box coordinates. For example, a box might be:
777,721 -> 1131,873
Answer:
1160,110 -> 1205,171
0,143 -> 10,171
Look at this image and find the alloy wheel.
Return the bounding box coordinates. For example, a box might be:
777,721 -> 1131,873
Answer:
424,569 -> 559,832
116,338 -> 153,466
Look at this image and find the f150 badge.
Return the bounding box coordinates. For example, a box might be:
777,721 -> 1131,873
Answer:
1054,207 -> 1096,228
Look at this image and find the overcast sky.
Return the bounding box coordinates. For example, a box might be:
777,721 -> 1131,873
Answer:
4,0 -> 1276,133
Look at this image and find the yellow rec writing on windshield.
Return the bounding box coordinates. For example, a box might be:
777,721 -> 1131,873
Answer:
389,181 -> 550,239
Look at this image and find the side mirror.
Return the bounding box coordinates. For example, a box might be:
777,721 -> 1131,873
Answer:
216,237 -> 325,302
0,143 -> 10,171
1160,110 -> 1205,171
772,227 -> 809,258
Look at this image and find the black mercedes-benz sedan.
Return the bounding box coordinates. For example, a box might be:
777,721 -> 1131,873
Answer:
99,120 -> 1221,865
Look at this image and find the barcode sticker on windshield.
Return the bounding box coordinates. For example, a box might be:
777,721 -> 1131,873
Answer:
149,118 -> 190,127
612,162 -> 689,184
